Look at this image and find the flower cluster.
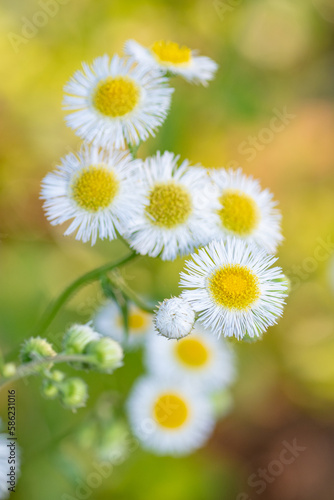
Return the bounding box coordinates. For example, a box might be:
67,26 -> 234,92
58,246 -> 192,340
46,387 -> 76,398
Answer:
0,326 -> 123,412
40,40 -> 219,254
0,39 -> 289,465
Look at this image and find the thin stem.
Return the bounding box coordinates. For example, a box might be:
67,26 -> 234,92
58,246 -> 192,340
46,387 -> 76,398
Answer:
0,354 -> 89,390
34,252 -> 138,336
108,272 -> 156,314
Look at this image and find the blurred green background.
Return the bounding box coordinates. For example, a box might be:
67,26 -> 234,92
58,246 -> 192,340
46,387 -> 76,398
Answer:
1,0 -> 334,498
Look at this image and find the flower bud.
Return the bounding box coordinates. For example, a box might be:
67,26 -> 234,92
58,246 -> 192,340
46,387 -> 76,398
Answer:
49,370 -> 66,383
1,363 -> 16,378
63,324 -> 100,355
154,297 -> 195,339
41,379 -> 59,400
84,338 -> 123,374
41,371 -> 66,400
20,337 -> 56,372
59,377 -> 88,410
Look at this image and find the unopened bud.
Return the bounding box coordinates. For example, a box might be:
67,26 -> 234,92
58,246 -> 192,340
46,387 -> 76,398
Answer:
63,324 -> 100,355
2,363 -> 16,378
84,338 -> 123,374
59,377 -> 88,410
20,337 -> 56,372
154,297 -> 195,339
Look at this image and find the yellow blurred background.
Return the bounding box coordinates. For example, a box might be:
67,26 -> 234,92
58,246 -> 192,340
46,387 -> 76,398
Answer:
1,0 -> 334,498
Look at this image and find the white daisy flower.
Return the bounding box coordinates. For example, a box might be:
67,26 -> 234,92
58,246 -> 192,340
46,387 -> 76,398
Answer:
94,300 -> 154,349
209,168 -> 283,254
146,322 -> 236,392
154,297 -> 195,339
126,151 -> 218,261
127,376 -> 215,456
63,54 -> 174,149
180,237 -> 287,340
0,433 -> 20,499
41,145 -> 144,245
125,40 -> 218,86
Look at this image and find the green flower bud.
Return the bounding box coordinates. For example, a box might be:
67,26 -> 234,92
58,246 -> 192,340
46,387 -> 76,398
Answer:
84,338 -> 123,374
41,379 -> 60,400
48,370 -> 66,383
2,363 -> 16,378
63,324 -> 100,355
59,377 -> 88,411
98,421 -> 131,463
20,337 -> 56,372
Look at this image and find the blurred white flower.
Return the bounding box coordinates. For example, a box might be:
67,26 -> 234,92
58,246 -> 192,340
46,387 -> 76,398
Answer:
146,322 -> 236,392
127,376 -> 215,456
94,301 -> 154,349
125,40 -> 218,86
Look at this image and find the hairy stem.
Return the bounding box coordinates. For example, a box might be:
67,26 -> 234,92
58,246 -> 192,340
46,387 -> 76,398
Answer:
34,252 -> 138,336
0,354 -> 89,390
108,273 -> 156,314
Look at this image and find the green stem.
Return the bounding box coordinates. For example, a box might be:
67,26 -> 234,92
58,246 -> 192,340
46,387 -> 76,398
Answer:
108,272 -> 156,314
34,252 -> 138,336
0,354 -> 89,390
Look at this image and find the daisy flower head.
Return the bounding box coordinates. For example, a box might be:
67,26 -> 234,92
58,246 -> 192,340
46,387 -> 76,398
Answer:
180,237 -> 288,340
154,297 -> 195,340
126,151 -> 218,261
146,322 -> 236,392
94,300 -> 154,349
209,168 -> 283,254
63,54 -> 174,149
127,376 -> 215,456
125,40 -> 218,86
41,144 -> 144,245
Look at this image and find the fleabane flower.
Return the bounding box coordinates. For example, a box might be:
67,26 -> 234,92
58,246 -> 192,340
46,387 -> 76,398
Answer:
180,238 -> 287,340
154,297 -> 195,339
126,151 -> 218,260
125,40 -> 218,86
127,376 -> 215,456
209,168 -> 283,253
146,322 -> 236,392
94,301 -> 154,349
63,54 -> 173,149
41,145 -> 144,245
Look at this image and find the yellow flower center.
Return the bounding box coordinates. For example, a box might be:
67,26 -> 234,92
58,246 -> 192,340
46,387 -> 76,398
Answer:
153,393 -> 189,429
145,182 -> 192,228
209,264 -> 260,310
72,165 -> 119,212
92,77 -> 140,117
151,40 -> 192,66
128,312 -> 148,331
218,190 -> 259,236
116,311 -> 149,334
175,336 -> 209,368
